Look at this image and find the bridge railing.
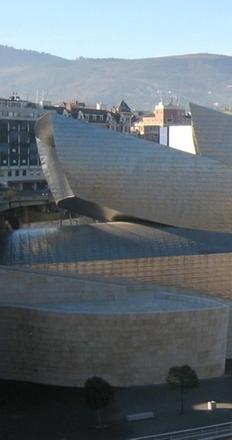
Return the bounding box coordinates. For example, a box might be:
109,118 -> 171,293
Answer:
0,190 -> 52,212
130,421 -> 232,440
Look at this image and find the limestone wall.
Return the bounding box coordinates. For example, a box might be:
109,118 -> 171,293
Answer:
0,266 -> 129,304
0,265 -> 229,386
30,252 -> 232,358
32,252 -> 232,301
0,304 -> 228,387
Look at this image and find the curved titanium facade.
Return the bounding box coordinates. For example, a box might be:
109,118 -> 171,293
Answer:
190,102 -> 232,165
1,222 -> 232,266
2,103 -> 232,387
36,112 -> 232,233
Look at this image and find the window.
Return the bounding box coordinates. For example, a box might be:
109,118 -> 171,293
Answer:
9,153 -> 19,166
8,171 -> 12,177
29,143 -> 37,153
0,121 -> 8,143
20,131 -> 29,143
29,153 -> 38,166
28,122 -> 35,134
19,121 -> 28,131
9,131 -> 18,145
15,170 -> 19,177
20,158 -> 28,165
20,143 -> 29,165
0,143 -> 8,166
22,170 -> 27,176
29,132 -> 36,143
20,143 -> 29,154
9,121 -> 18,131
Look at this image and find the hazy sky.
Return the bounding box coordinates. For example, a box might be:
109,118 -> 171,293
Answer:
1,0 -> 232,59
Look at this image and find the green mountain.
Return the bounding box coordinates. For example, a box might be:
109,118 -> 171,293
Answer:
1,45 -> 232,109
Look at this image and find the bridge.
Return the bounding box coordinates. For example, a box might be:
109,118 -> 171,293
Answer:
0,189 -> 54,228
0,189 -> 52,212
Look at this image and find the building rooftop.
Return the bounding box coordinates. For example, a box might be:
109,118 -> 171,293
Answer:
1,221 -> 232,266
117,100 -> 131,113
9,289 -> 223,314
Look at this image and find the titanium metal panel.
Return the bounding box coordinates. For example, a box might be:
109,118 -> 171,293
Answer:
36,113 -> 232,233
190,102 -> 232,164
1,222 -> 232,266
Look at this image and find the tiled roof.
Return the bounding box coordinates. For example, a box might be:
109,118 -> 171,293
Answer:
117,100 -> 131,113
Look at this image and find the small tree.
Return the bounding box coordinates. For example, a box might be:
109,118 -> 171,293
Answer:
166,365 -> 199,414
84,376 -> 114,427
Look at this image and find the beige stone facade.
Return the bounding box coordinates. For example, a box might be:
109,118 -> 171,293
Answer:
30,251 -> 232,358
0,267 -> 228,386
31,252 -> 232,301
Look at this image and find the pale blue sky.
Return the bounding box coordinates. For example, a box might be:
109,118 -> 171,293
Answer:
1,0 -> 232,59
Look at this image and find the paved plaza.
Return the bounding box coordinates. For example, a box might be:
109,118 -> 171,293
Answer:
1,375 -> 232,439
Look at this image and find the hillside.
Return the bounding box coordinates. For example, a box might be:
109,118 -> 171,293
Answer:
1,45 -> 232,109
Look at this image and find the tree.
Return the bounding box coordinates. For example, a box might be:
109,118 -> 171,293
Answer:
166,365 -> 199,414
84,376 -> 114,427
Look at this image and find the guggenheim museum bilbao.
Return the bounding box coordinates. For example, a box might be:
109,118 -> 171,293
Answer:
1,103 -> 232,386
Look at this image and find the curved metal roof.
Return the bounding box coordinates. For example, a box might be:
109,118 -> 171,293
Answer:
190,102 -> 232,165
1,222 -> 232,266
35,112 -> 232,233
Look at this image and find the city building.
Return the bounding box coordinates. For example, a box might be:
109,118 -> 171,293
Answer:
110,99 -> 134,133
65,99 -> 134,133
153,101 -> 190,126
0,94 -> 134,193
132,101 -> 191,141
0,94 -> 47,191
0,95 -> 64,192
1,103 -> 232,388
159,125 -> 196,153
65,100 -> 109,125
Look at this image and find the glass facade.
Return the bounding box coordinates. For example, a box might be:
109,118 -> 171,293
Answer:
0,119 -> 40,168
